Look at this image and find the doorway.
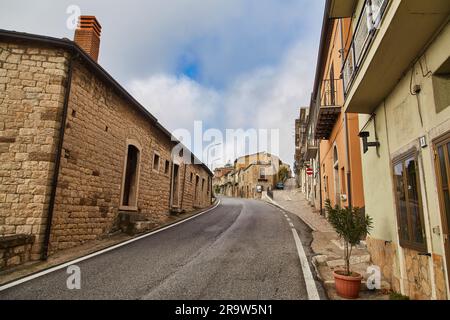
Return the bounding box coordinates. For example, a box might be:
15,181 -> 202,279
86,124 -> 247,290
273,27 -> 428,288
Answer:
121,144 -> 140,209
194,175 -> 200,207
434,133 -> 450,290
171,164 -> 180,208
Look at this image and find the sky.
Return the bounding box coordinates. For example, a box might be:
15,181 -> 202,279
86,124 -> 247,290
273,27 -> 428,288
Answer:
0,0 -> 325,169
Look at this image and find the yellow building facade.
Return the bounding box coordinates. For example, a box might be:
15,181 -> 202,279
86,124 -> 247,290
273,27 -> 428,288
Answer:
332,0 -> 450,299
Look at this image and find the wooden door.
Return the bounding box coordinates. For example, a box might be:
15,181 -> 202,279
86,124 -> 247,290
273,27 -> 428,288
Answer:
434,133 -> 450,288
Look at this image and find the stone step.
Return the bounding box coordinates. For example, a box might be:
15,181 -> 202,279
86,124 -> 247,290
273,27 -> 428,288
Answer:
118,211 -> 156,236
325,254 -> 371,268
331,239 -> 367,251
313,254 -> 371,268
323,279 -> 391,291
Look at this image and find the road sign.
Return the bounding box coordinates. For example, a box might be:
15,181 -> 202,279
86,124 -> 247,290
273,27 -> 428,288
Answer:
306,168 -> 314,176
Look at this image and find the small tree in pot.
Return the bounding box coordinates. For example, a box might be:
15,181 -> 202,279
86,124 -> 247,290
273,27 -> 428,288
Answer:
325,200 -> 373,299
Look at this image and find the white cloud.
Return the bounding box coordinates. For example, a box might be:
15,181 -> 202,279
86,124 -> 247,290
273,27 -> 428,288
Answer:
1,1 -> 323,168
129,74 -> 220,132
0,0 -> 323,86
128,40 -> 317,168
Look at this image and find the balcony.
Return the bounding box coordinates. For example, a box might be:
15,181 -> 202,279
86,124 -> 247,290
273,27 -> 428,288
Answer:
343,0 -> 450,114
329,0 -> 358,18
342,0 -> 390,95
315,79 -> 342,140
304,140 -> 319,160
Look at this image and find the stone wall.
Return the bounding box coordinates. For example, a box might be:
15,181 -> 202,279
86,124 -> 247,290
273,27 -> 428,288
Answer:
241,165 -> 276,199
181,163 -> 211,210
432,253 -> 448,300
1,39 -> 212,268
0,41 -> 70,262
0,234 -> 34,269
366,236 -> 401,293
367,236 -> 448,300
47,59 -> 211,254
403,248 -> 432,299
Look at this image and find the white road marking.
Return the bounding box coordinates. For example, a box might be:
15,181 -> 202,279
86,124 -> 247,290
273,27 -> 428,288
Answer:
0,200 -> 221,292
289,222 -> 294,228
266,194 -> 320,299
291,228 -> 320,300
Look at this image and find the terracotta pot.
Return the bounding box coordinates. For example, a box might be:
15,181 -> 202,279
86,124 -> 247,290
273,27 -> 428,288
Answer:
333,270 -> 363,299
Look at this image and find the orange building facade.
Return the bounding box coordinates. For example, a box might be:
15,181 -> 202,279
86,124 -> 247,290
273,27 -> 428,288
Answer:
314,17 -> 365,211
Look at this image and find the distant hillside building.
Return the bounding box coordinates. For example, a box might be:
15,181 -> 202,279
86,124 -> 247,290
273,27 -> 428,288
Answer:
213,152 -> 291,199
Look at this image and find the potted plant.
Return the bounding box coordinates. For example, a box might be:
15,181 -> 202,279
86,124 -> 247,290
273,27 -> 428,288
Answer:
325,200 -> 373,299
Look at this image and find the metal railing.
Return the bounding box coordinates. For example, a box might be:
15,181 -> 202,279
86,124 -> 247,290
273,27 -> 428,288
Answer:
320,79 -> 342,107
342,0 -> 389,95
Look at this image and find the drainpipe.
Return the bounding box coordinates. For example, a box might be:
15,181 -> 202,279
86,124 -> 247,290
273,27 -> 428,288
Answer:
41,53 -> 76,260
169,161 -> 174,210
180,162 -> 187,210
344,114 -> 353,209
340,18 -> 353,209
209,175 -> 213,204
318,144 -> 323,216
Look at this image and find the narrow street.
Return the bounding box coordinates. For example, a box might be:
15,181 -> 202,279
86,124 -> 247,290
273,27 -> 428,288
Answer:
0,198 -> 325,300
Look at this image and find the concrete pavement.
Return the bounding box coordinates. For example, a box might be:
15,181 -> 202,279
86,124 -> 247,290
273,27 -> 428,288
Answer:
0,197 -> 326,300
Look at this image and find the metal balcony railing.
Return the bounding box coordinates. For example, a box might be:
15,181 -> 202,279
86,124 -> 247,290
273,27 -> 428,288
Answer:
320,79 -> 342,107
342,0 -> 390,95
313,79 -> 343,140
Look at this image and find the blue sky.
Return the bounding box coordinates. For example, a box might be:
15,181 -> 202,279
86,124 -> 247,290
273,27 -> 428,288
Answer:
0,0 -> 325,167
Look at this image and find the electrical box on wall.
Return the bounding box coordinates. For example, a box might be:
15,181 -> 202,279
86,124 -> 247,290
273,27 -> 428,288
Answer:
419,136 -> 427,148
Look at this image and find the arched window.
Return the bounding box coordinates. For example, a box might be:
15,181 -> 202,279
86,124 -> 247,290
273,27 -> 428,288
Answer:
171,163 -> 180,208
120,142 -> 141,210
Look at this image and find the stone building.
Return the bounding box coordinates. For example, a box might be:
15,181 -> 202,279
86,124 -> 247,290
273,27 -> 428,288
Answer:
212,166 -> 233,195
301,100 -> 322,210
239,162 -> 278,199
319,0 -> 450,299
294,107 -> 309,192
213,152 -> 289,199
0,16 -> 213,271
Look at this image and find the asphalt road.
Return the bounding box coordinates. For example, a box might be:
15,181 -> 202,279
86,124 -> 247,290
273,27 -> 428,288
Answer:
0,197 -> 325,300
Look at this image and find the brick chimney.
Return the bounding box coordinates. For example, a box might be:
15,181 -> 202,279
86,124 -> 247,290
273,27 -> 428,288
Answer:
74,16 -> 102,62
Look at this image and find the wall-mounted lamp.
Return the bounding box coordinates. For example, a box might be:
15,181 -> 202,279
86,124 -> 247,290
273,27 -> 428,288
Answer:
359,131 -> 380,154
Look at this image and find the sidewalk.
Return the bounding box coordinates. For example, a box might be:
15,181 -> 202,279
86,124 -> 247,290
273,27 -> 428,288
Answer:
264,188 -> 390,300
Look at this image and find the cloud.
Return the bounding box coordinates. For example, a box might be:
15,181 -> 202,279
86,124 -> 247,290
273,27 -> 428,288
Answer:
129,74 -> 221,132
128,40 -> 318,168
1,0 -> 324,168
222,41 -> 317,166
0,0 -> 323,87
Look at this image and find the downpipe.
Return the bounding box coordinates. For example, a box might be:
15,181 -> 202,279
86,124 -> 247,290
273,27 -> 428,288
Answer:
41,54 -> 76,260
